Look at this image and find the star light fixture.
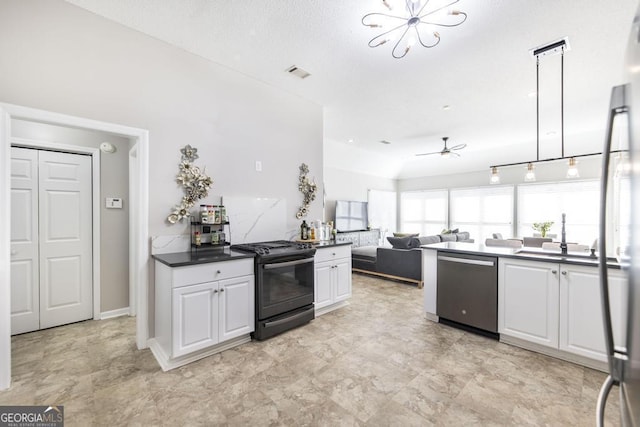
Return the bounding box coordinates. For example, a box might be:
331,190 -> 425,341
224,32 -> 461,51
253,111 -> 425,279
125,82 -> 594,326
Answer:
362,0 -> 467,59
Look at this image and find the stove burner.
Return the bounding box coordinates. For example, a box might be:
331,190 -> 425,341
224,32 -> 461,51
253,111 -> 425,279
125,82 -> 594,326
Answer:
231,240 -> 315,257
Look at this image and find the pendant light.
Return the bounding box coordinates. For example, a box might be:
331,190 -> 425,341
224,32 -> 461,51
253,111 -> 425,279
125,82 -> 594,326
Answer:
524,163 -> 536,182
566,157 -> 580,178
489,166 -> 501,184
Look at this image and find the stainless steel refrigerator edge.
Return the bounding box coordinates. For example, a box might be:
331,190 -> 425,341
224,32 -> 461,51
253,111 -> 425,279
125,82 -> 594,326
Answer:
597,4 -> 640,425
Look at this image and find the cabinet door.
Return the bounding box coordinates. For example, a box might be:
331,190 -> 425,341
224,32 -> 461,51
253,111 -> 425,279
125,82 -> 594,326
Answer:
499,259 -> 559,348
172,282 -> 219,357
334,258 -> 352,302
314,261 -> 333,310
559,265 -> 627,361
219,275 -> 255,342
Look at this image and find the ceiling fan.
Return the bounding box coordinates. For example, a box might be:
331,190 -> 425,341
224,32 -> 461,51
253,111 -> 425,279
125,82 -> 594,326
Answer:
416,137 -> 467,158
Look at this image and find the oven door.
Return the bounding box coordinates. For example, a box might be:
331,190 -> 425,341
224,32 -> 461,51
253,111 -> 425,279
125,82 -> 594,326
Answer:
258,256 -> 315,320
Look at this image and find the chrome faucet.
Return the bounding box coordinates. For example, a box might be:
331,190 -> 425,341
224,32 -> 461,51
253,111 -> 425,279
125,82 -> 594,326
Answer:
560,213 -> 568,255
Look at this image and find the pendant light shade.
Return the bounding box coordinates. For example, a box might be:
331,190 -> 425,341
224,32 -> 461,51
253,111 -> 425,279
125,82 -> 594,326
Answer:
489,167 -> 501,184
566,157 -> 580,178
524,163 -> 536,182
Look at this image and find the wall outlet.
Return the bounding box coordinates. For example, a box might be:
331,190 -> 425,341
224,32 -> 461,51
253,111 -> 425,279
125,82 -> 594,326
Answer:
106,197 -> 123,209
255,160 -> 262,172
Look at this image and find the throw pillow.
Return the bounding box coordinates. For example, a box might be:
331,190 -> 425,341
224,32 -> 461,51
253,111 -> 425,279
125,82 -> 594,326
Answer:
417,235 -> 441,245
441,229 -> 451,234
387,236 -> 414,249
455,232 -> 470,241
393,232 -> 419,238
439,234 -> 456,242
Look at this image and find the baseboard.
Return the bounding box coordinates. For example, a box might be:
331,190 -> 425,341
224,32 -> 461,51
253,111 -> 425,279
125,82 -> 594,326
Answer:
500,335 -> 608,372
352,268 -> 423,288
425,312 -> 439,322
148,335 -> 252,371
99,307 -> 131,320
315,300 -> 350,316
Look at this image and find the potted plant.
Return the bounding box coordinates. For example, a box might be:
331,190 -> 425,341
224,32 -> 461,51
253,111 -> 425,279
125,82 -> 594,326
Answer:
532,221 -> 554,238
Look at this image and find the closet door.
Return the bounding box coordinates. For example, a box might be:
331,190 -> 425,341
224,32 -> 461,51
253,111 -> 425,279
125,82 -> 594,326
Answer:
38,150 -> 93,329
10,148 -> 40,335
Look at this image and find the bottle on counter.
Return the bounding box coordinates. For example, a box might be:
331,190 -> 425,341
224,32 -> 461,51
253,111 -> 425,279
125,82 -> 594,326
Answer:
220,205 -> 227,223
310,226 -> 316,241
211,230 -> 219,244
194,231 -> 201,246
301,220 -> 308,240
219,231 -> 226,244
200,205 -> 208,224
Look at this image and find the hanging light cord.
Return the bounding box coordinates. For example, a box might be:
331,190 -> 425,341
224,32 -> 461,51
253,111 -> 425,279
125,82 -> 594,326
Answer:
536,55 -> 540,161
561,46 -> 565,158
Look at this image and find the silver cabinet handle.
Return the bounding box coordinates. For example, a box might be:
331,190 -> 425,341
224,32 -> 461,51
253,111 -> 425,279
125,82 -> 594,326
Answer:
552,270 -> 557,274
213,289 -> 218,293
561,271 -> 567,275
438,255 -> 494,267
332,252 -> 336,256
220,288 -> 225,292
216,270 -> 221,274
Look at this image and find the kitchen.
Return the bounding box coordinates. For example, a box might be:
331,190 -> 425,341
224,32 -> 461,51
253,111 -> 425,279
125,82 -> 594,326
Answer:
1,0 -> 639,425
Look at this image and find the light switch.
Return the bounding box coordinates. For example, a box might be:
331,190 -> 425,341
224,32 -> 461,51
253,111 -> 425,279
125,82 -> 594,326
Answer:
106,197 -> 123,209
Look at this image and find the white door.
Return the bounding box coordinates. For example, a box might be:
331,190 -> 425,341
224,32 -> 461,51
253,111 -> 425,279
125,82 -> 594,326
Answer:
38,150 -> 93,329
334,259 -> 352,303
559,265 -> 628,362
10,148 -> 40,334
498,259 -> 560,348
219,275 -> 254,342
172,282 -> 219,357
314,261 -> 333,310
10,148 -> 93,334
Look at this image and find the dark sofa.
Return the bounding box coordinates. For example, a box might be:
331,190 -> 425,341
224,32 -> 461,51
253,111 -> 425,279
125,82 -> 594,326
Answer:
351,232 -> 472,287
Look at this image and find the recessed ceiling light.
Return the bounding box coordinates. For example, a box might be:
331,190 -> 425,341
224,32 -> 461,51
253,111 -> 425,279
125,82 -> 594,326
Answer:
546,131 -> 557,136
442,105 -> 451,110
380,140 -> 391,145
347,138 -> 354,143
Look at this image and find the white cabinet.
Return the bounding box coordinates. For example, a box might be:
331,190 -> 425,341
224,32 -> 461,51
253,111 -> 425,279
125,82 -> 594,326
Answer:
499,257 -> 627,367
499,259 -> 559,348
152,258 -> 254,370
559,264 -> 626,362
314,246 -> 352,314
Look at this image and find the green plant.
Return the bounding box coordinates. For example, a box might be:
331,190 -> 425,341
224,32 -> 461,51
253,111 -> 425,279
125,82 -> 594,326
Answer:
532,221 -> 554,238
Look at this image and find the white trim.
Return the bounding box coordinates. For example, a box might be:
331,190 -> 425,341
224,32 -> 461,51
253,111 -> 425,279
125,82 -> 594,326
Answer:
148,335 -> 252,372
314,300 -> 349,317
11,137 -> 102,321
0,102 -> 150,390
128,146 -> 138,317
0,108 -> 12,390
100,307 -> 131,320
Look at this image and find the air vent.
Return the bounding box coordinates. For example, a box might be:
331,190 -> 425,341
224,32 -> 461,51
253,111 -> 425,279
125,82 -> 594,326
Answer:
286,65 -> 311,79
380,140 -> 391,145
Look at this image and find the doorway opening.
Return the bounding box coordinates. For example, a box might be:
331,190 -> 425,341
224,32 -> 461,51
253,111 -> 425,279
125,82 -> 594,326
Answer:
0,103 -> 149,390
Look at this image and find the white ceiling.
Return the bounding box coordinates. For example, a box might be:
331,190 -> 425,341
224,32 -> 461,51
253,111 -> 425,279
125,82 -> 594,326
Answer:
65,0 -> 638,179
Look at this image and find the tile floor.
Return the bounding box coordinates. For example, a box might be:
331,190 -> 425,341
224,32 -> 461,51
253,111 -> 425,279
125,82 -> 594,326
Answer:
1,273 -> 622,426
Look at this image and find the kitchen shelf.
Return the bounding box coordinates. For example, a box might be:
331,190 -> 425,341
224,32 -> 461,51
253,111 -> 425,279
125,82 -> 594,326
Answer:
190,215 -> 231,253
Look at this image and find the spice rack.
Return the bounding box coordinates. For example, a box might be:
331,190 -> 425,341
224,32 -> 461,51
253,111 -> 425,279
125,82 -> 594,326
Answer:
190,205 -> 231,252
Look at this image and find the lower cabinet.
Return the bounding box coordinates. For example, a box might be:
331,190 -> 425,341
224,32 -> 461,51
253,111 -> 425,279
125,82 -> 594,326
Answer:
499,259 -> 559,348
499,258 -> 626,365
559,264 -> 626,362
172,274 -> 254,357
153,258 -> 255,370
314,246 -> 352,314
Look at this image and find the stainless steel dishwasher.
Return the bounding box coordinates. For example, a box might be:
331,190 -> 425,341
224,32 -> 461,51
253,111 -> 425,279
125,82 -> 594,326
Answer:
436,252 -> 498,334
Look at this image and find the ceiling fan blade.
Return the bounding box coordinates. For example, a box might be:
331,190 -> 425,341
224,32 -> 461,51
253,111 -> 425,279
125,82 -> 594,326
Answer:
451,151 -> 461,157
450,143 -> 467,150
415,151 -> 442,156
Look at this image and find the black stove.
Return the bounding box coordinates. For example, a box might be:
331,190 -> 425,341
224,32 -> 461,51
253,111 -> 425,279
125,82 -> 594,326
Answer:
231,240 -> 316,340
232,240 -> 315,258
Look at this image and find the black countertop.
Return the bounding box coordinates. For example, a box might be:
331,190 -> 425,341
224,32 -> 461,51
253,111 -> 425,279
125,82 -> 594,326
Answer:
421,241 -> 622,269
153,249 -> 255,267
314,241 -> 352,248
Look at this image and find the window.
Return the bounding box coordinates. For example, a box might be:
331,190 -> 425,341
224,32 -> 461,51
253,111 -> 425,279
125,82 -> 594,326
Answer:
400,190 -> 448,236
517,180 -> 600,246
450,186 -> 514,243
368,189 -> 397,243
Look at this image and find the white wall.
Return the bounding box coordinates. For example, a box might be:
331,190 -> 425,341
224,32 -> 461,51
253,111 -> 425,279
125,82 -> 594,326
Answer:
323,167 -> 397,222
11,119 -> 131,312
0,0 -> 324,240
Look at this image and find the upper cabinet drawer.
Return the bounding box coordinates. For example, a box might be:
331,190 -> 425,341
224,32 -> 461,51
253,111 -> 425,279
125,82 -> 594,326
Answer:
315,245 -> 351,263
172,258 -> 254,287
